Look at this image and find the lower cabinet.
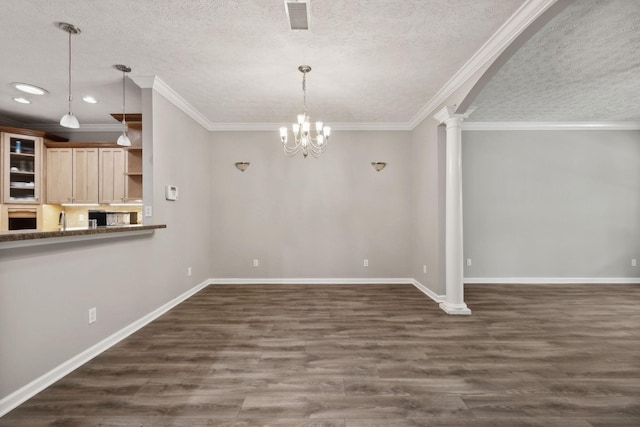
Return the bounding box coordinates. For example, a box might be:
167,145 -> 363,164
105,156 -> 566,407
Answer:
99,148 -> 126,204
46,147 -> 99,204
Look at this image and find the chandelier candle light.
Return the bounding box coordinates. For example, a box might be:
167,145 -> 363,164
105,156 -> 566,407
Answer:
280,65 -> 331,158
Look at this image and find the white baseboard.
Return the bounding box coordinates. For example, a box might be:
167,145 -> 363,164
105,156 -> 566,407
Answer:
409,279 -> 445,303
0,279 -> 210,418
465,277 -> 640,284
208,278 -> 414,285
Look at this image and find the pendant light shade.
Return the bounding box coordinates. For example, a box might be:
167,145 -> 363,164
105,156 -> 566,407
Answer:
115,64 -> 132,147
58,23 -> 81,129
117,133 -> 131,147
60,113 -> 80,129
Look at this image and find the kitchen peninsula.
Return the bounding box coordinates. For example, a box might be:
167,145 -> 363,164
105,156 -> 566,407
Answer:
0,223 -> 166,249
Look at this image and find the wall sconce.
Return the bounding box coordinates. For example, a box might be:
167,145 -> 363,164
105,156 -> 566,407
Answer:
235,162 -> 250,172
371,162 -> 387,172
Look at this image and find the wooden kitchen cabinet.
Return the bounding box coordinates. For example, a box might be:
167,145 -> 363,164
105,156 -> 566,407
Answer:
2,132 -> 43,204
46,147 -> 99,204
99,148 -> 126,203
73,148 -> 99,203
45,148 -> 72,203
125,147 -> 142,201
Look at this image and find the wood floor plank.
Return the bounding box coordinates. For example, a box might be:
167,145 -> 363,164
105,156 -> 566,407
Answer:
1,283 -> 639,426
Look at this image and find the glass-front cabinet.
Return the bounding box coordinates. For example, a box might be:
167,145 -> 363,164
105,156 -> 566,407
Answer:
2,132 -> 42,204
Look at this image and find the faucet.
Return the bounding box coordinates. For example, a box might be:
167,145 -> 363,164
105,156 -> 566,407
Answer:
58,211 -> 66,231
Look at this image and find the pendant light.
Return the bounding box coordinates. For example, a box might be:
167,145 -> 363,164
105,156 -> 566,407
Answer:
115,64 -> 132,147
58,23 -> 81,129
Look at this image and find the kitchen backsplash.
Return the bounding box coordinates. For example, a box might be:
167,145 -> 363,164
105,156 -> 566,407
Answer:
42,204 -> 143,230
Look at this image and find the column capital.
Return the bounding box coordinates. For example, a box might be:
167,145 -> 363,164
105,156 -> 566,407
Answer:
434,106 -> 476,125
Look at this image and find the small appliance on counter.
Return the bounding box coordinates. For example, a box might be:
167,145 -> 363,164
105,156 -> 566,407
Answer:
88,210 -> 107,227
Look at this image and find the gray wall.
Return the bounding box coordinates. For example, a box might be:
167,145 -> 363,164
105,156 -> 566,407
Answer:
210,131 -> 412,278
0,90 -> 212,399
462,129 -> 640,279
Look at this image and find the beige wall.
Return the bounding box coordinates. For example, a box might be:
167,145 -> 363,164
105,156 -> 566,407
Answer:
210,130 -> 412,278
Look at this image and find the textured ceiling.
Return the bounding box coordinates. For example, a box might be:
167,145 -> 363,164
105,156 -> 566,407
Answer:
0,0 -> 523,129
470,0 -> 640,123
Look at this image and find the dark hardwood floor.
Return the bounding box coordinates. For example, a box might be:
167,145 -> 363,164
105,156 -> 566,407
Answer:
1,283 -> 639,426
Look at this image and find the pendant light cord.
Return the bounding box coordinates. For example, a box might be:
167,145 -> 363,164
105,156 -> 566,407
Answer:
122,69 -> 127,132
67,31 -> 73,110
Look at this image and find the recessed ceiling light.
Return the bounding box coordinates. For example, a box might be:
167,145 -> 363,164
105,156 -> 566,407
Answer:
12,82 -> 48,95
82,96 -> 98,104
13,97 -> 31,104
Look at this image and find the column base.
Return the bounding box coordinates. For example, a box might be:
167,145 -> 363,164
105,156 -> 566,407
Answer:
439,301 -> 472,315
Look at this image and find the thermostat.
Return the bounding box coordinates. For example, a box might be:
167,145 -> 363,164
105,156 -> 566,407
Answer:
165,185 -> 179,201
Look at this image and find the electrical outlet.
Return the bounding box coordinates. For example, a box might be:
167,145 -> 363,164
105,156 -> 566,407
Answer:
188,267 -> 192,276
144,206 -> 153,217
632,259 -> 637,267
88,307 -> 97,324
253,259 -> 259,267
423,264 -> 427,274
466,258 -> 472,267
363,259 -> 369,267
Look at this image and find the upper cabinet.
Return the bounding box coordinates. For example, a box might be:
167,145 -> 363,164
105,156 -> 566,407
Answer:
46,147 -> 99,204
45,148 -> 73,204
2,132 -> 43,204
99,147 -> 126,204
73,148 -> 100,203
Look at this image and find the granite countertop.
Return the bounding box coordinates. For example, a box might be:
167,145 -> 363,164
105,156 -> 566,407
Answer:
0,224 -> 167,244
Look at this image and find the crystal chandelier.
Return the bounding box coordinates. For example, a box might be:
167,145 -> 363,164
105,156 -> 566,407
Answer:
280,65 -> 331,158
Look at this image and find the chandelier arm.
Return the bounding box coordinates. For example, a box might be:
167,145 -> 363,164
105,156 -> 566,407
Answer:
307,136 -> 329,151
283,141 -> 303,156
309,142 -> 327,156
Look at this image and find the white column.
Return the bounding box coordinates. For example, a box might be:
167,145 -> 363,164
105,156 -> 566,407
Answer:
434,106 -> 472,315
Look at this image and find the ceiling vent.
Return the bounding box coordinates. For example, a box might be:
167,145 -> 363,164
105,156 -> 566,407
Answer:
285,0 -> 310,30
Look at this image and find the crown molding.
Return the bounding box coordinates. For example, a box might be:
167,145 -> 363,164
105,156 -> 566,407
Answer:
204,122 -> 413,132
408,0 -> 557,129
129,75 -> 212,130
30,121 -> 640,134
28,123 -> 122,132
0,116 -> 27,128
462,122 -> 640,131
